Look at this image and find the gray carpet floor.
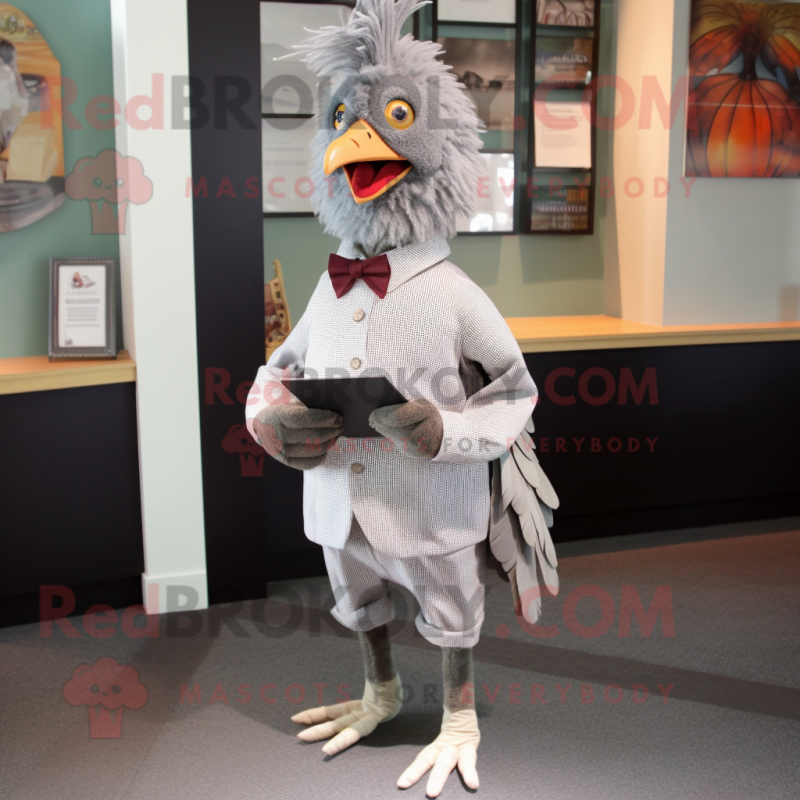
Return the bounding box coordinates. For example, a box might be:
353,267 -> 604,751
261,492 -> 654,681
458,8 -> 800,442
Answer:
2,517 -> 799,799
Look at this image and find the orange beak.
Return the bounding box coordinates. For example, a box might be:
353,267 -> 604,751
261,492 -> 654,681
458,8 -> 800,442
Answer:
324,119 -> 413,204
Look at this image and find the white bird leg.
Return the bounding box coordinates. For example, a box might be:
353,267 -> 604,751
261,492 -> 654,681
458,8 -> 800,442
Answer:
291,624 -> 402,755
397,647 -> 480,796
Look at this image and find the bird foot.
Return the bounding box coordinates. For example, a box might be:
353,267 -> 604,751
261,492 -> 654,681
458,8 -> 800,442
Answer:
291,674 -> 402,756
397,708 -> 480,797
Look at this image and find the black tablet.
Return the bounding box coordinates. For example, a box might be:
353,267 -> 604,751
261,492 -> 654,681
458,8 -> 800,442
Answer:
281,376 -> 407,437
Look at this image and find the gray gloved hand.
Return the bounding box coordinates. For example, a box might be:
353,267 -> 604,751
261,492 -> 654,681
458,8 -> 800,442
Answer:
369,398 -> 443,459
254,404 -> 344,470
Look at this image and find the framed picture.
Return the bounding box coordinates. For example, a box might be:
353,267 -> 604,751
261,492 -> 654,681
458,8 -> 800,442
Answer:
685,0 -> 800,178
0,3 -> 66,233
262,117 -> 317,214
456,152 -> 515,233
535,37 -> 593,88
536,0 -> 596,28
266,259 -> 292,358
533,98 -> 592,168
260,1 -> 353,117
48,258 -> 116,360
437,37 -> 516,132
261,1 -> 353,218
437,0 -> 516,25
529,175 -> 591,232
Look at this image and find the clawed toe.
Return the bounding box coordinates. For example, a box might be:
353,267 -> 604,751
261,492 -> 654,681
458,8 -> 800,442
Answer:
292,677 -> 403,759
398,709 -> 480,797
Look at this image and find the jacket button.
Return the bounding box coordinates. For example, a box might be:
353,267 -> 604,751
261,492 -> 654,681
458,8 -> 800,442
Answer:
350,357 -> 362,370
353,309 -> 365,322
351,463 -> 365,474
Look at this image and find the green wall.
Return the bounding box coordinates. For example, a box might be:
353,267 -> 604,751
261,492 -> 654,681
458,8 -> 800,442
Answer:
0,0 -> 120,359
1,0 -> 614,357
264,218 -> 605,323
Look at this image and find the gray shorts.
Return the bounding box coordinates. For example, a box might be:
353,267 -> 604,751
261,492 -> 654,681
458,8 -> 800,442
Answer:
322,515 -> 486,648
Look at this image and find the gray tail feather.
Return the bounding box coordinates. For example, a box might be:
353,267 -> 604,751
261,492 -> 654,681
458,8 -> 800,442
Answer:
489,415 -> 559,624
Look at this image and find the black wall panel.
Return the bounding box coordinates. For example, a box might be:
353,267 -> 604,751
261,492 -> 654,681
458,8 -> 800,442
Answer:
187,0 -> 269,604
525,342 -> 800,519
0,383 -> 144,599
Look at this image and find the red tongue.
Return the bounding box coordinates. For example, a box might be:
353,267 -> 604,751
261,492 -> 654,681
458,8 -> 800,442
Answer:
350,160 -> 410,198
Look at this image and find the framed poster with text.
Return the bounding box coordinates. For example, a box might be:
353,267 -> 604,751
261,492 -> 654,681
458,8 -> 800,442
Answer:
533,99 -> 592,168
48,258 -> 116,360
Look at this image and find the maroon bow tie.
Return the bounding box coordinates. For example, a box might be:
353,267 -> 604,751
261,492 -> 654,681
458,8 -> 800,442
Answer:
328,253 -> 391,299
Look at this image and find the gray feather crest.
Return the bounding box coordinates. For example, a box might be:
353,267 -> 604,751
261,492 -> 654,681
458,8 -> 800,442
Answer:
293,0 -> 429,77
293,0 -> 485,254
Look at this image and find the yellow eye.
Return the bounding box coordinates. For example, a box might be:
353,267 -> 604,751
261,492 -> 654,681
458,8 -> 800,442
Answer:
385,100 -> 414,130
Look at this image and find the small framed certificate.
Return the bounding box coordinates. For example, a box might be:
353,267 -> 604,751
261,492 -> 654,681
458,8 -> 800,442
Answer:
49,258 -> 116,360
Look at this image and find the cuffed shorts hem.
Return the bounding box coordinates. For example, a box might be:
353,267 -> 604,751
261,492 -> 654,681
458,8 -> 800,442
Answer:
329,594 -> 394,633
414,615 -> 483,649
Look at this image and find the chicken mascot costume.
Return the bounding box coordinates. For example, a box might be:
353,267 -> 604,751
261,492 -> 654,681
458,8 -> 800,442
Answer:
246,1 -> 559,794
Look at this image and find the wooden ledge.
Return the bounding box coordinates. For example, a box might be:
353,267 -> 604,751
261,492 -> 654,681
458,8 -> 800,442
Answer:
507,315 -> 800,353
1,318 -> 798,394
0,352 -> 136,396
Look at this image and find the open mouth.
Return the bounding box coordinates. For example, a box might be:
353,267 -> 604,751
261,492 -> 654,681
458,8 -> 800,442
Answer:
343,160 -> 413,204
324,120 -> 414,204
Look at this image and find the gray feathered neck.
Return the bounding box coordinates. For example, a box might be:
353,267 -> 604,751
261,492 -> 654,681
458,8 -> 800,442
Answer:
294,0 -> 483,257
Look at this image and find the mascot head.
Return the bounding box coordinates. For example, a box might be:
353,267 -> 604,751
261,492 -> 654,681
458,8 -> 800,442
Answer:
295,0 -> 484,255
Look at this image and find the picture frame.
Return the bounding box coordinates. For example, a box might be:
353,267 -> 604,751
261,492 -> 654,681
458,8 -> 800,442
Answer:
684,0 -> 800,178
526,0 -> 601,234
536,0 -> 596,28
533,99 -> 593,168
260,1 -> 354,118
0,4 -> 66,234
529,174 -> 591,232
48,258 -> 116,361
436,0 -> 516,25
534,36 -> 594,88
261,1 -> 354,218
262,117 -> 318,215
456,152 -> 516,234
437,36 -> 517,133
266,259 -> 292,359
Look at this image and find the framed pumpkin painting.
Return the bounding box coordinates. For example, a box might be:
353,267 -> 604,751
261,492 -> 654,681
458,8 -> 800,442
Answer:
686,0 -> 800,178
